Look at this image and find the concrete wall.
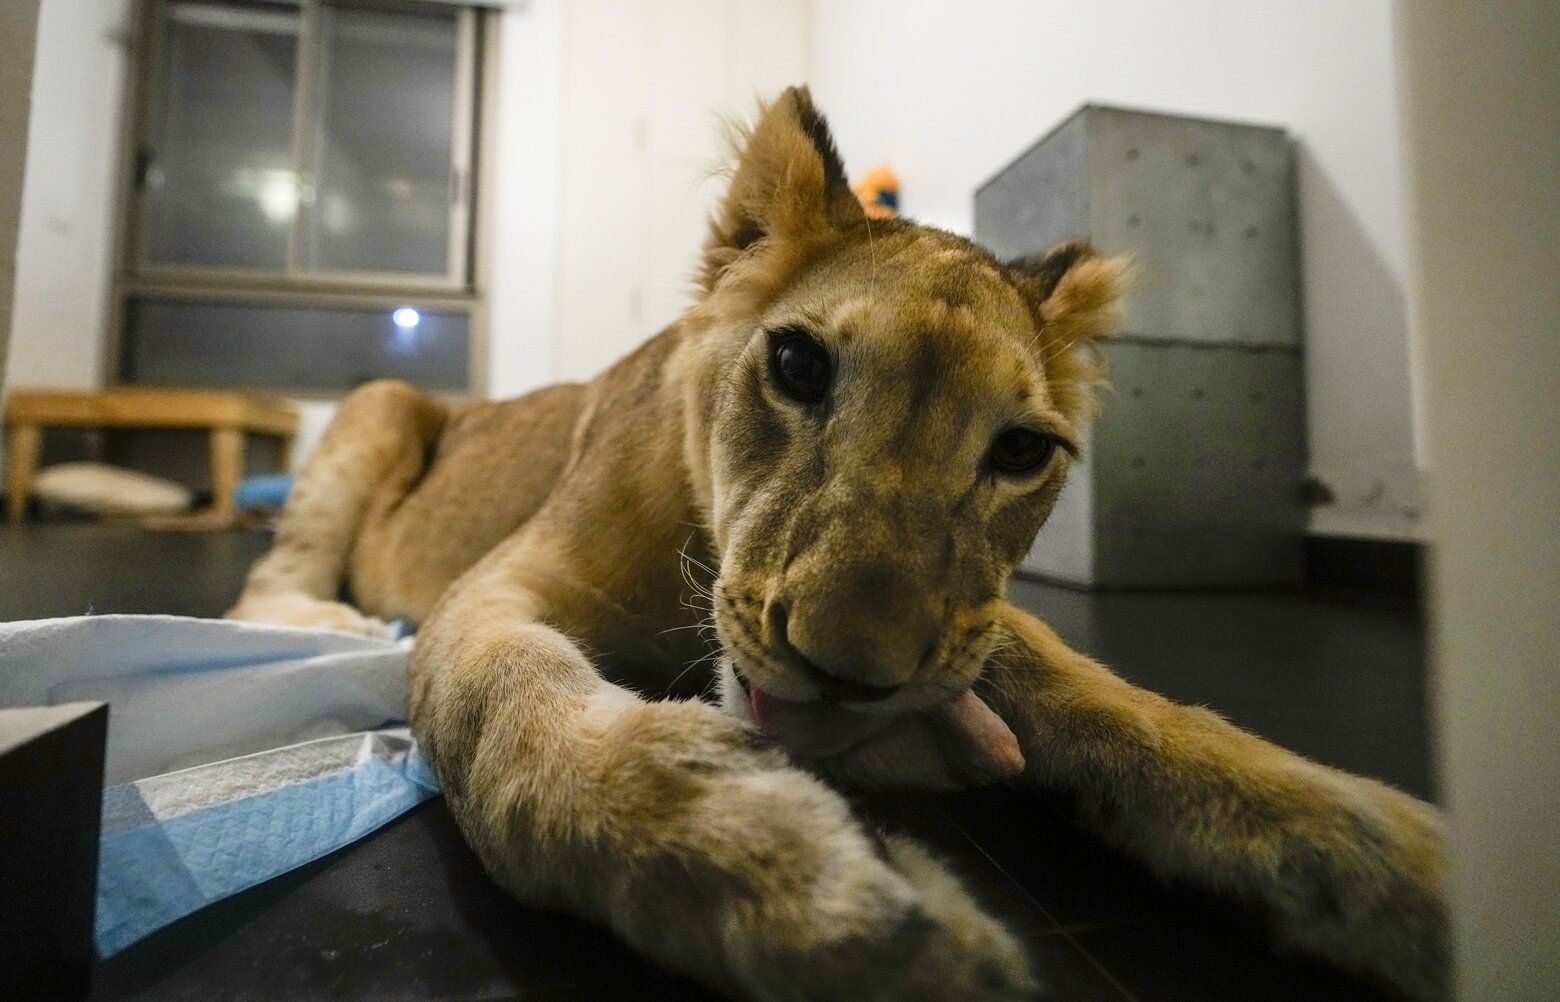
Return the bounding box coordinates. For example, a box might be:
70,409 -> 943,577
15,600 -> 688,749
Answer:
810,0 -> 1422,540
1399,2 -> 1560,997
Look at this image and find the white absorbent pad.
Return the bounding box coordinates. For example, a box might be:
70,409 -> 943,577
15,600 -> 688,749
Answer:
0,615 -> 440,956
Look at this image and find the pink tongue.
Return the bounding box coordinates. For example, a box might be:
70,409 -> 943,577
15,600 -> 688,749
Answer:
747,686 -> 1025,789
748,686 -> 888,759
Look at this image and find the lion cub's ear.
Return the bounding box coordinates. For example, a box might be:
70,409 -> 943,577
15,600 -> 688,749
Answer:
1008,241 -> 1132,423
1007,241 -> 1131,347
700,86 -> 866,291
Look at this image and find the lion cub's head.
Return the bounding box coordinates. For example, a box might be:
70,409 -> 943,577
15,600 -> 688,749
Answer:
680,87 -> 1126,750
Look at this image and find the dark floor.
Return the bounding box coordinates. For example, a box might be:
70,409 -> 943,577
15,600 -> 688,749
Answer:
0,525 -> 1431,1001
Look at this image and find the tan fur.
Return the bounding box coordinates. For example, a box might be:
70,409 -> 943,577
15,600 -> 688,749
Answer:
230,87 -> 1445,1000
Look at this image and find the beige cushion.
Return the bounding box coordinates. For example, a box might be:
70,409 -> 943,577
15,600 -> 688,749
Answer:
32,462 -> 193,517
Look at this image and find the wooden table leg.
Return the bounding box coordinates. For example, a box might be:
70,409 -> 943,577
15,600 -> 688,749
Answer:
6,423 -> 42,525
208,426 -> 244,524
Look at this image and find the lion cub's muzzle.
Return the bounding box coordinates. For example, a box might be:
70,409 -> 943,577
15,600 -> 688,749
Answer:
766,553 -> 943,697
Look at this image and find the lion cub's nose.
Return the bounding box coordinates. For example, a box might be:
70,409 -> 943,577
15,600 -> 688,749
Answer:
771,558 -> 940,695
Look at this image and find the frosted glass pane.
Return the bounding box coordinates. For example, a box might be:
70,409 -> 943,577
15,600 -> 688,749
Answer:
145,1 -> 301,269
303,4 -> 459,275
123,298 -> 470,391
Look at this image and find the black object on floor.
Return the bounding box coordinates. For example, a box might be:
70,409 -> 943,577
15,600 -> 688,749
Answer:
1304,534 -> 1425,599
0,701 -> 108,1001
1,527 -> 1426,1000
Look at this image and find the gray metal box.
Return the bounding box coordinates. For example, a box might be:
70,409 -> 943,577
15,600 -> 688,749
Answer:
975,105 -> 1306,587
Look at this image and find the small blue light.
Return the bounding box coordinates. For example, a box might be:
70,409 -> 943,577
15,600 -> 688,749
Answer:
392,307 -> 421,330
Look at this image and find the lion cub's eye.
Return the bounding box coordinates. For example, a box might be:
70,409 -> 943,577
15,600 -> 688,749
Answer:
768,328 -> 832,404
989,427 -> 1057,476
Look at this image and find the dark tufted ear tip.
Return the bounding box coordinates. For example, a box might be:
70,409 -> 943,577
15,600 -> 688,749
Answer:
1006,241 -> 1132,345
1006,240 -> 1095,302
780,86 -> 851,198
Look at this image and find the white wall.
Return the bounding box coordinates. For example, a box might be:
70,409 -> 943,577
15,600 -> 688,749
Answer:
3,0 -> 129,395
546,0 -> 809,383
483,0 -> 565,399
0,1 -> 41,394
811,0 -> 1421,541
1399,3 -> 1560,997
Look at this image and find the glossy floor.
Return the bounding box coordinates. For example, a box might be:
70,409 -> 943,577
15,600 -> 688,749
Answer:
0,526 -> 1428,1000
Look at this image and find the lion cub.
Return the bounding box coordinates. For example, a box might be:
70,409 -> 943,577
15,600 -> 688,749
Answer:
231,88 -> 1446,1001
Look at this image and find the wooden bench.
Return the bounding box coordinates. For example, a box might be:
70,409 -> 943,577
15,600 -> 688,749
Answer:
4,388 -> 299,526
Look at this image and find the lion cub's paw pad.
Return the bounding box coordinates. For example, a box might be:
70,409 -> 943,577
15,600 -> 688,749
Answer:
227,593 -> 395,639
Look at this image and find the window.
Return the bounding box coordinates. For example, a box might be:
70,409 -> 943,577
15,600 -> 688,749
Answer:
118,0 -> 483,393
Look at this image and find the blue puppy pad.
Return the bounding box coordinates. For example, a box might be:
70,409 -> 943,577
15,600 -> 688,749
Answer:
95,729 -> 438,956
0,615 -> 438,956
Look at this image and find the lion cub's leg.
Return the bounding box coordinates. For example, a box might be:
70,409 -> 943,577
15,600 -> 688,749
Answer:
980,603 -> 1447,1001
228,380 -> 445,637
409,548 -> 1038,1001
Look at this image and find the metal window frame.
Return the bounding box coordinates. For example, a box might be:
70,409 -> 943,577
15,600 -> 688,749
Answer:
110,0 -> 489,397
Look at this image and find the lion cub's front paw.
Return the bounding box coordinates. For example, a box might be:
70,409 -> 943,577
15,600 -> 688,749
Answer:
733,832 -> 1038,1002
595,699 -> 1036,1001
226,592 -> 393,638
1268,771 -> 1449,1001
874,835 -> 1040,1001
